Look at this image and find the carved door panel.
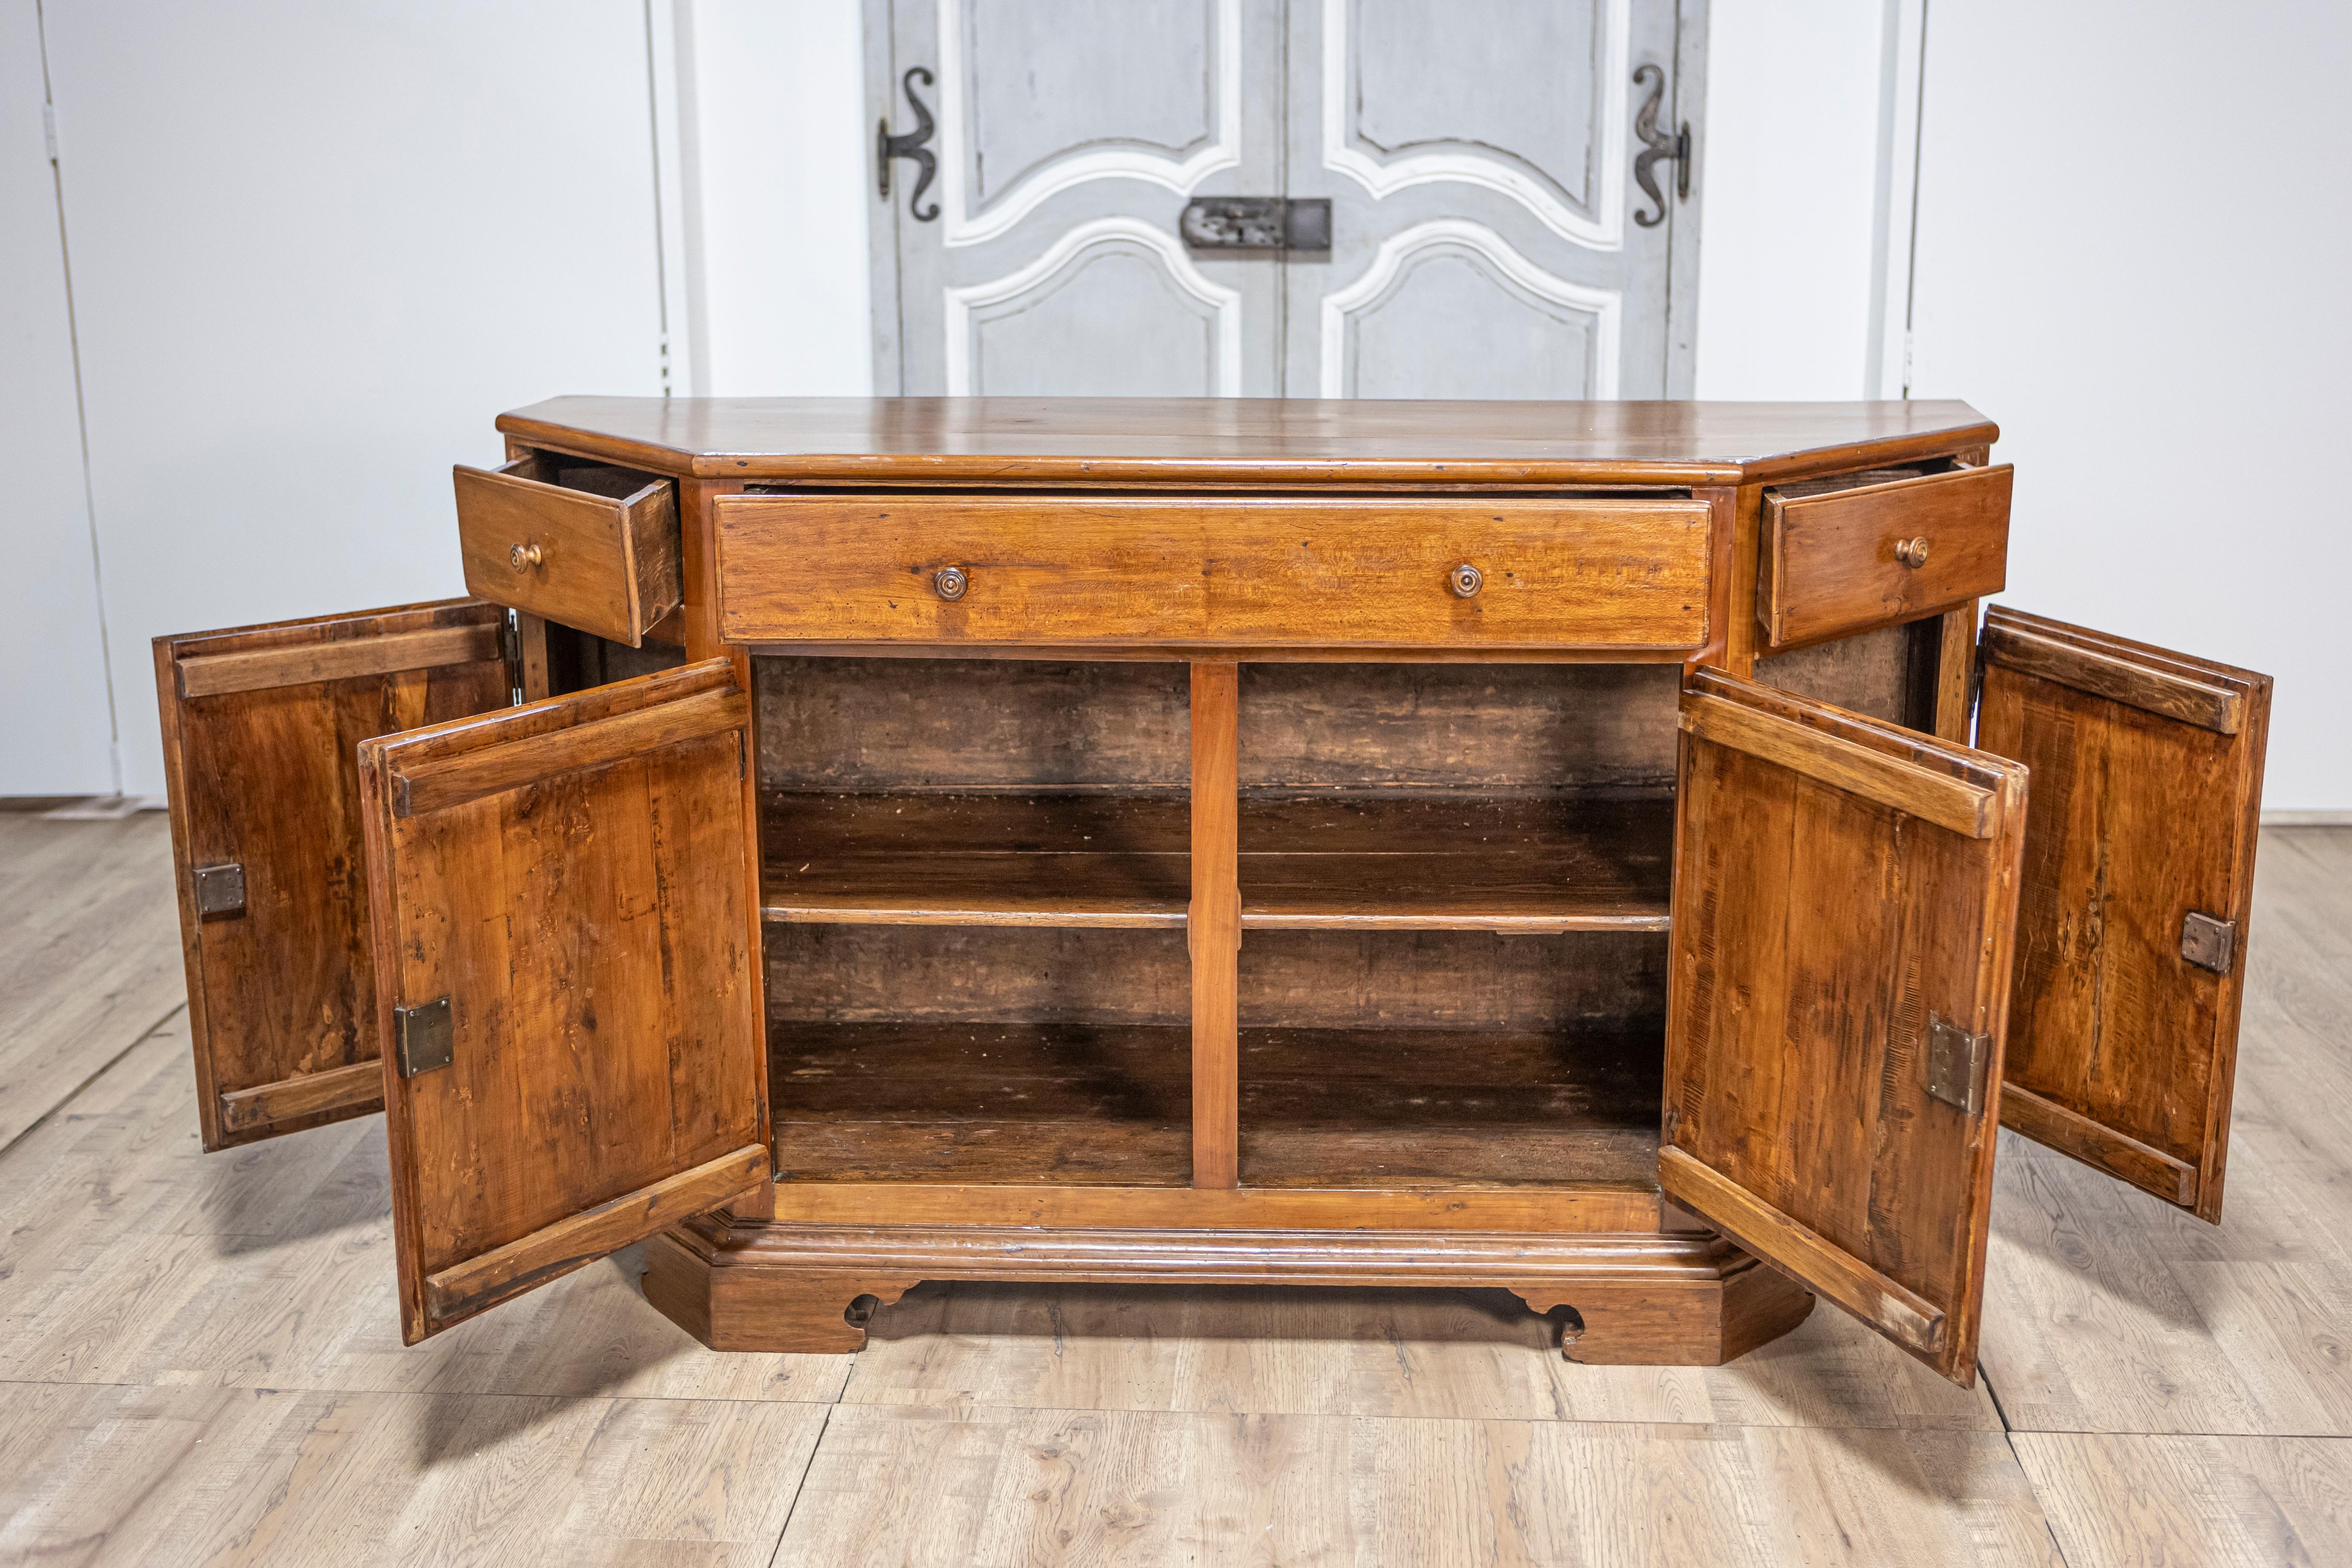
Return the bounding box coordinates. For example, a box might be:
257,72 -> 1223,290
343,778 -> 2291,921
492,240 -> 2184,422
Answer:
1661,670 -> 2028,1386
873,0 -> 1286,395
1283,0 -> 1697,398
154,599 -> 513,1150
1976,607 -> 2272,1222
867,0 -> 1703,397
359,659 -> 768,1342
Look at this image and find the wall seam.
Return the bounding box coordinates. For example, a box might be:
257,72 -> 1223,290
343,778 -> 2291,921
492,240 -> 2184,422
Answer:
34,0 -> 122,796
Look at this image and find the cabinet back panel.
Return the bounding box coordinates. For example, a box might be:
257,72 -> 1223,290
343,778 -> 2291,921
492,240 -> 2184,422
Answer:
769,926 -> 1191,1024
767,925 -> 1664,1032
1240,663 -> 1677,796
1752,620 -> 1937,729
753,656 -> 1678,797
757,657 -> 1190,792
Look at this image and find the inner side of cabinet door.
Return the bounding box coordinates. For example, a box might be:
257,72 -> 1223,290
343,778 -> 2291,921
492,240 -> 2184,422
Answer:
154,598 -> 512,1150
1660,669 -> 2028,1386
1977,606 -> 2272,1222
359,658 -> 769,1343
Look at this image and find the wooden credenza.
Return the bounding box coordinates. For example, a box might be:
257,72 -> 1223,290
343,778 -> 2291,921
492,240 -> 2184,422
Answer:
153,398 -> 2270,1387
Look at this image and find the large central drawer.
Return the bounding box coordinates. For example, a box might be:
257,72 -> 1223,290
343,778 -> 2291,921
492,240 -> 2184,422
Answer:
710,493 -> 1714,650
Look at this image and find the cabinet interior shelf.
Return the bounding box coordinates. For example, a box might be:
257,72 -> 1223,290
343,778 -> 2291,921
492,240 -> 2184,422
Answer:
760,793 -> 1673,933
771,1019 -> 1663,1191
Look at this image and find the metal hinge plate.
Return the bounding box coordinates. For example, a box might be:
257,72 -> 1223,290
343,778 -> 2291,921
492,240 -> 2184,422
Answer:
1925,1011 -> 1991,1116
192,862 -> 246,919
394,995 -> 454,1078
1179,197 -> 1332,253
2180,911 -> 2238,975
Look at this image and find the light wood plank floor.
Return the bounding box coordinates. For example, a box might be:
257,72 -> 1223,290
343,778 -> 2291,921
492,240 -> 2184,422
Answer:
2,812 -> 2348,1565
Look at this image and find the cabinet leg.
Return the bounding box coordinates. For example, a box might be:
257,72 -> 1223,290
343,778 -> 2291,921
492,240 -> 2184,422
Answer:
1511,1257 -> 1814,1366
643,1229 -> 918,1352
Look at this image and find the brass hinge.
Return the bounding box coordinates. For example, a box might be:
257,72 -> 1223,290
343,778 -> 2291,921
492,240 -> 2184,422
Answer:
2180,911 -> 2237,974
192,862 -> 246,918
1925,1012 -> 1991,1116
394,995 -> 454,1078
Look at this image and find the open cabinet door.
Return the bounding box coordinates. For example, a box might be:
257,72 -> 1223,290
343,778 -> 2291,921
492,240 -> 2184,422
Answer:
358,658 -> 769,1343
1660,670 -> 2029,1385
1978,607 -> 2271,1222
155,600 -> 512,1149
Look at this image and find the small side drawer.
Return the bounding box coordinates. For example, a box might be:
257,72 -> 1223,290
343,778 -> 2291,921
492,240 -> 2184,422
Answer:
454,454 -> 680,646
1760,463 -> 2012,649
712,493 -> 1715,651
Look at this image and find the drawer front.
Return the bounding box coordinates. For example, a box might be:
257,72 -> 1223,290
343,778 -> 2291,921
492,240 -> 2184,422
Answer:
713,494 -> 1714,650
454,456 -> 680,646
1761,463 -> 2012,649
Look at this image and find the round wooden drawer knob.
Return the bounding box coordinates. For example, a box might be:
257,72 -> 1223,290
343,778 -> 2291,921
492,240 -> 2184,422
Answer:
1894,537 -> 1930,568
1450,563 -> 1483,598
934,565 -> 969,601
509,542 -> 544,571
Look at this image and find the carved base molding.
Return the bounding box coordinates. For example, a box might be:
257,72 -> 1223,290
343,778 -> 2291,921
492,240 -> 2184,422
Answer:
641,1217 -> 1815,1364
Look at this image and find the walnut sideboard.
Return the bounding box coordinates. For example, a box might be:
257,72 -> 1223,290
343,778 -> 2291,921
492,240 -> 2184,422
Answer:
153,398 -> 2271,1386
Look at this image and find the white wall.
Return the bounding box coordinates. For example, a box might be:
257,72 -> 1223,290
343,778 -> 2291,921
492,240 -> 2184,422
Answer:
1694,0 -> 1901,401
1905,0 -> 2350,810
678,0 -> 873,396
1,0 -> 116,795
1698,0 -> 2347,809
40,0 -> 670,798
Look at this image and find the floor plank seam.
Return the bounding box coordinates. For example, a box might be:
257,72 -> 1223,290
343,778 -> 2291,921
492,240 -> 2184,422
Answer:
766,1400 -> 835,1568
1983,1358 -> 2076,1565
0,1376 -> 858,1410
0,1000 -> 187,1164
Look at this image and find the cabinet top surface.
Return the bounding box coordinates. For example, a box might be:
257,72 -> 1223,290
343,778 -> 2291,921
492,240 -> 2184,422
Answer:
496,397 -> 1996,486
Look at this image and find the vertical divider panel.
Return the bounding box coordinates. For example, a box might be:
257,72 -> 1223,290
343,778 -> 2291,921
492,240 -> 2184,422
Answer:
1189,661 -> 1242,1189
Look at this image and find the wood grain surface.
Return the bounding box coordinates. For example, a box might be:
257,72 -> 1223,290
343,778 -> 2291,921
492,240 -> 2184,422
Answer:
153,599 -> 511,1150
714,492 -> 1713,650
454,457 -> 680,646
358,658 -> 767,1342
1761,464 -> 2012,648
1978,606 -> 2271,1220
1662,669 -> 2027,1385
499,393 -> 1998,487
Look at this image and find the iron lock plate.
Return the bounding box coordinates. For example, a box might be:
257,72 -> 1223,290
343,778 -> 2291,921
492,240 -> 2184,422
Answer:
394,995 -> 454,1079
1179,197 -> 1332,253
1925,1011 -> 1991,1117
2180,911 -> 2238,975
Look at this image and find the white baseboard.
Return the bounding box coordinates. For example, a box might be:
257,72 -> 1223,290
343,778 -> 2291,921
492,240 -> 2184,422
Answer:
2263,811 -> 2352,827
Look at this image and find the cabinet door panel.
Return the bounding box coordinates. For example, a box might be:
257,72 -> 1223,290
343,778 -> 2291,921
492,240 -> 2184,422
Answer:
1662,670 -> 2028,1385
358,658 -> 767,1343
154,599 -> 511,1150
1978,606 -> 2271,1222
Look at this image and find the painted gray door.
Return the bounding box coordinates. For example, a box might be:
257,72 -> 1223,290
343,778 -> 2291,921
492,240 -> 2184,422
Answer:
867,0 -> 1703,398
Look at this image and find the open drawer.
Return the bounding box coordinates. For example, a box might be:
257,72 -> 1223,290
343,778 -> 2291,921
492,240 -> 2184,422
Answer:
1759,463 -> 2012,649
454,452 -> 681,646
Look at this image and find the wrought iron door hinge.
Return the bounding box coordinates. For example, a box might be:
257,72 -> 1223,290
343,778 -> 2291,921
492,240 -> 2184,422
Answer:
394,995 -> 455,1079
1925,1012 -> 1991,1116
1179,197 -> 1332,254
876,67 -> 939,221
1632,63 -> 1690,228
2180,911 -> 2239,974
